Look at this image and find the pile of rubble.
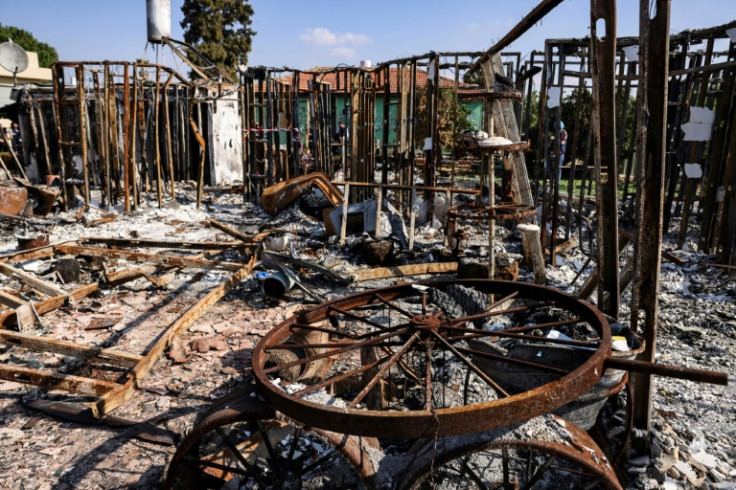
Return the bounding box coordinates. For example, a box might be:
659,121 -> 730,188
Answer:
0,177 -> 732,489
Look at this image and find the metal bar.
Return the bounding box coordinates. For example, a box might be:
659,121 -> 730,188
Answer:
590,0 -> 620,318
605,358 -> 727,385
630,0 -> 671,437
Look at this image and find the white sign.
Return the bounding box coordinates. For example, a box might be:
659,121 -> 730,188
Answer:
727,27 -> 736,43
681,106 -> 715,142
546,87 -> 561,109
622,45 -> 639,61
683,163 -> 703,179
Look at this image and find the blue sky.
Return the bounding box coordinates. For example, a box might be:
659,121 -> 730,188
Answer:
1,1 -> 733,70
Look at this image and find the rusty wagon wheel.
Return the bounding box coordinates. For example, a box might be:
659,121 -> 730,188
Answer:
403,414 -> 622,490
165,391 -> 376,490
252,280 -> 611,439
446,203 -> 538,244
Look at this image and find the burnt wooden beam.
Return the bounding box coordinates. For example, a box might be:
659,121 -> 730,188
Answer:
0,330 -> 142,368
55,245 -> 243,271
0,283 -> 99,328
0,365 -> 118,397
470,0 -> 567,73
0,262 -> 68,298
91,258 -> 255,417
80,237 -> 247,250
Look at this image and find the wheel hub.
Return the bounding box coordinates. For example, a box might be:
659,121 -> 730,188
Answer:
410,314 -> 441,332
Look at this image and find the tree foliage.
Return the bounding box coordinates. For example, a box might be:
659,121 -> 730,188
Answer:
0,23 -> 58,68
415,87 -> 474,154
526,88 -> 637,169
180,0 -> 255,76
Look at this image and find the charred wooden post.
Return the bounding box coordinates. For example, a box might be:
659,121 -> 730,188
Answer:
590,0 -> 620,318
130,65 -> 139,211
154,66 -> 163,207
76,65 -> 90,207
53,64 -> 75,211
566,47 -> 588,239
122,63 -> 131,212
537,42 -> 552,249
424,52 -> 439,207
381,65 -> 390,186
550,43 -> 565,266
699,63 -> 736,253
630,0 -> 671,437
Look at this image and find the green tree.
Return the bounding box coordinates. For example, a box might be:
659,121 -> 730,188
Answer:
0,23 -> 58,68
414,87 -> 474,155
180,0 -> 256,77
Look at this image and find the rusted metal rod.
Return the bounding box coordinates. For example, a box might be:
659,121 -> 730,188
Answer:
604,358 -> 728,386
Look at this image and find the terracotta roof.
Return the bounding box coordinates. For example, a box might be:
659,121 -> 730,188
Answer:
274,67 -> 471,93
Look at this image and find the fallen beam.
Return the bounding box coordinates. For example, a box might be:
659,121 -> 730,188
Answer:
104,264 -> 178,287
81,237 -> 249,250
352,262 -> 458,281
207,218 -> 260,244
0,290 -> 25,309
91,257 -> 256,417
0,364 -> 118,397
0,330 -> 142,368
0,283 -> 99,327
0,262 -> 69,298
55,245 -> 244,271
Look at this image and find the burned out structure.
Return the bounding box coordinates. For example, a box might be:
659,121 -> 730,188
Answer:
0,0 -> 735,488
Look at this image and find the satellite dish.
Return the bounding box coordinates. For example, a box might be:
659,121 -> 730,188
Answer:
0,41 -> 29,74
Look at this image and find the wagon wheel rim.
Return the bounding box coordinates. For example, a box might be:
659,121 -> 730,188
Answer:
253,280 -> 611,439
165,394 -> 374,490
405,414 -> 622,490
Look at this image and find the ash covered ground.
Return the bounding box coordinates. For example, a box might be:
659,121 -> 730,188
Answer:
0,187 -> 733,489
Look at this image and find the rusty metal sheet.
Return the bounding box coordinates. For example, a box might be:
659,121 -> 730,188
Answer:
0,185 -> 28,215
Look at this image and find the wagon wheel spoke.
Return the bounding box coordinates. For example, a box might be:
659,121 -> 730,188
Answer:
292,353 -> 391,397
214,427 -> 251,470
255,420 -> 278,464
502,317 -> 583,334
373,293 -> 417,318
292,321 -> 359,339
502,446 -> 511,487
448,301 -> 556,326
348,332 -> 420,408
520,455 -> 557,490
286,426 -> 302,462
183,455 -> 249,476
300,433 -> 350,475
455,346 -> 569,375
424,348 -> 433,410
441,323 -> 599,347
328,305 -> 395,333
429,330 -> 510,397
263,327 -> 409,375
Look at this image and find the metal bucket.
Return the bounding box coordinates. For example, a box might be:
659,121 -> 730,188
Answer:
261,271 -> 296,298
473,333 -> 644,429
